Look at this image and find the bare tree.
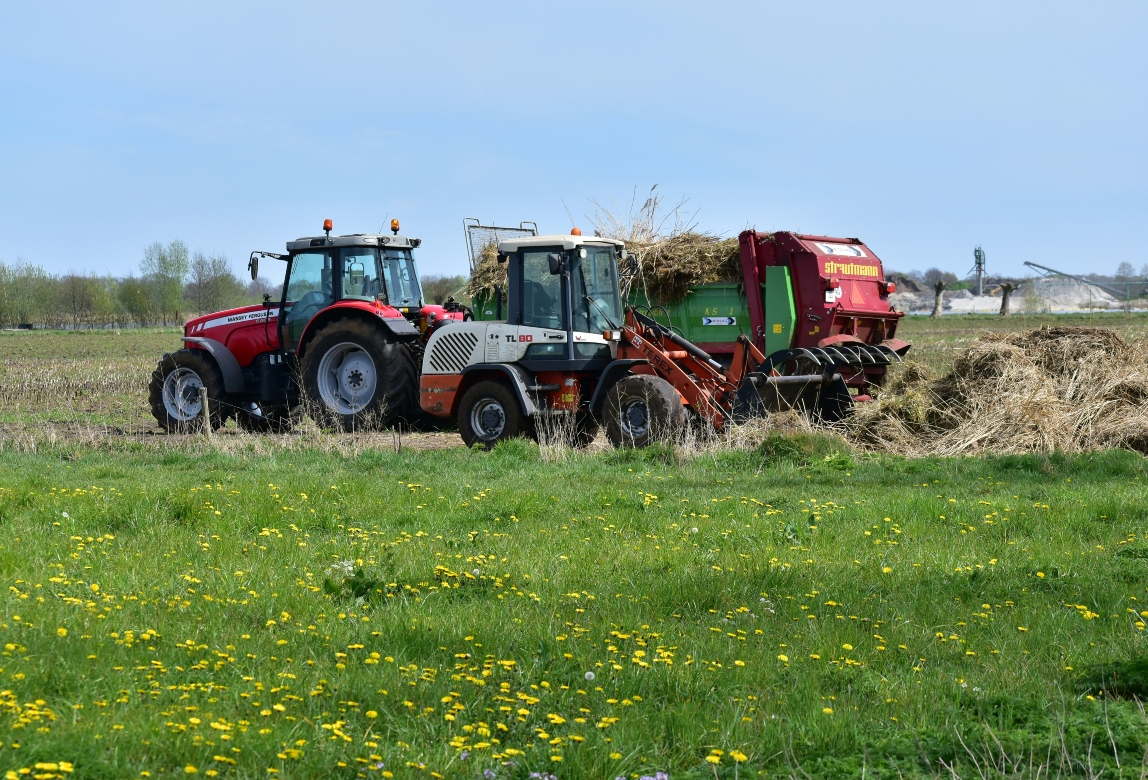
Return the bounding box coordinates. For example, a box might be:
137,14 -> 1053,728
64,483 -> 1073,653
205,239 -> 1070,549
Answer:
931,280 -> 946,318
186,252 -> 245,315
999,282 -> 1018,316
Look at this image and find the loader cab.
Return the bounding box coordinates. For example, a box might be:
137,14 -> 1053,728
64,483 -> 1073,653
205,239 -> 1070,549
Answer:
277,233 -> 424,351
498,234 -> 625,367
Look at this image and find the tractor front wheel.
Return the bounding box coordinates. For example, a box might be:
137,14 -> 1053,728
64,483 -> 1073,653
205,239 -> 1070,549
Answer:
148,349 -> 228,433
457,380 -> 527,448
301,319 -> 418,432
603,374 -> 685,448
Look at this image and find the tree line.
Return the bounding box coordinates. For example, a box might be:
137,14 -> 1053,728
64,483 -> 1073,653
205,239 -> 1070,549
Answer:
0,241 -> 263,329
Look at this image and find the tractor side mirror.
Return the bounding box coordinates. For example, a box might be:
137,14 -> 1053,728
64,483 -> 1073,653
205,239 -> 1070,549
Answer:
496,253 -> 507,264
629,257 -> 637,274
547,252 -> 565,275
248,254 -> 259,280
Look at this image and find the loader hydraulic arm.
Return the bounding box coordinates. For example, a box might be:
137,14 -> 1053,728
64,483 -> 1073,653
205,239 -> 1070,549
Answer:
620,308 -> 734,430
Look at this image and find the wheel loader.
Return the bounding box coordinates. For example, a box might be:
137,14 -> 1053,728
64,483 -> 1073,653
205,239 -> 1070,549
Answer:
419,229 -> 910,447
149,219 -> 470,433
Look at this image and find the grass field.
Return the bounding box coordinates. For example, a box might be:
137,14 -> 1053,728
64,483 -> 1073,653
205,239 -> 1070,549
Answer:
0,440 -> 1147,778
1,319 -> 1147,778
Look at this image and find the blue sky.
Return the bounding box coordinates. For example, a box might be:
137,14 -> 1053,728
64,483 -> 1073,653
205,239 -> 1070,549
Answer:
1,1 -> 1144,280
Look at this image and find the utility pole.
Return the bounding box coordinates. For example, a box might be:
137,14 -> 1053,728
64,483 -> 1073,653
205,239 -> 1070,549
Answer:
972,246 -> 986,296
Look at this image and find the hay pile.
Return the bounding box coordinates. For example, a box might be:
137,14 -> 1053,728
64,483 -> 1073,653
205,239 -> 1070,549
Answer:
627,233 -> 741,304
847,327 -> 1148,456
464,241 -> 504,301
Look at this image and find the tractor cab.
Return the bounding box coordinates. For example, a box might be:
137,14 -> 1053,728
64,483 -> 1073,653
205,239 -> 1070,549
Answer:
248,219 -> 427,353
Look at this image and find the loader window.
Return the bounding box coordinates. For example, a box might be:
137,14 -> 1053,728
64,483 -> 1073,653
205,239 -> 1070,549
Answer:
571,244 -> 622,333
519,250 -> 563,330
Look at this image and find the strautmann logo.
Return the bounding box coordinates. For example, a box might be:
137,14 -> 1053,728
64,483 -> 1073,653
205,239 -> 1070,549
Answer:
823,261 -> 880,278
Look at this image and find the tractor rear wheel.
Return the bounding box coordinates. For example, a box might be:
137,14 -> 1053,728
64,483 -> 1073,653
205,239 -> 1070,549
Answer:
603,374 -> 685,448
302,318 -> 418,432
457,380 -> 527,448
148,349 -> 228,433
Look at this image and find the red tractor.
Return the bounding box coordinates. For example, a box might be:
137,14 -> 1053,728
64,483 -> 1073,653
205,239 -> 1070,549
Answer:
149,219 -> 469,433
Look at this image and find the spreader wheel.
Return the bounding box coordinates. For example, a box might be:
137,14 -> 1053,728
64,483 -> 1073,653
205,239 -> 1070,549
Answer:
148,349 -> 228,433
457,380 -> 527,449
602,374 -> 686,448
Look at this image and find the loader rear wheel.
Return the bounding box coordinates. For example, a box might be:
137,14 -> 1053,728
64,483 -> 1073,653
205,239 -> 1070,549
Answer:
458,380 -> 527,449
603,374 -> 686,448
301,318 -> 417,432
148,349 -> 228,433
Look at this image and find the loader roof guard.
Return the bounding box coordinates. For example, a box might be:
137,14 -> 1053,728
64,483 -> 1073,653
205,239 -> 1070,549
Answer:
463,218 -> 538,272
496,234 -> 625,254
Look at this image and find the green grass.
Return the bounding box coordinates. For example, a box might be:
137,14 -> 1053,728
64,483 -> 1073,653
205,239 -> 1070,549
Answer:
0,440 -> 1146,778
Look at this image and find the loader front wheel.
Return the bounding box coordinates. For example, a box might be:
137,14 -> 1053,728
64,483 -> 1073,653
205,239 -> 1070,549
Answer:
458,380 -> 527,449
149,349 -> 228,433
603,374 -> 686,448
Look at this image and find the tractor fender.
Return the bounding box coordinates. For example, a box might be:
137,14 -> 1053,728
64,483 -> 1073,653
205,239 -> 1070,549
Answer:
183,337 -> 245,393
460,363 -> 538,417
588,359 -> 648,419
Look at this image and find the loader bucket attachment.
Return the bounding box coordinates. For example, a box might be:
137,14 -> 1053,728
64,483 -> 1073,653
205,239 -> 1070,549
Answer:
731,371 -> 853,424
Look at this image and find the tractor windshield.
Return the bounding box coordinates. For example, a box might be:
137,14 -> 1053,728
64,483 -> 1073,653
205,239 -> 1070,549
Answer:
571,244 -> 623,333
381,248 -> 422,308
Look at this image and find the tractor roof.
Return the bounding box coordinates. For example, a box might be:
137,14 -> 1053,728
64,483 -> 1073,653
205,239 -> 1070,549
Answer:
497,234 -> 625,253
286,234 -> 418,252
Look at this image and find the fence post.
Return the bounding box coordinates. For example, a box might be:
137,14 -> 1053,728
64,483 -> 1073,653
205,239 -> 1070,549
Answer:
200,386 -> 212,437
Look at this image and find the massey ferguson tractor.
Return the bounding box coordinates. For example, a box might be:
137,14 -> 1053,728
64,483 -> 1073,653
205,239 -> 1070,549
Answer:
149,219 -> 469,433
419,229 -> 910,447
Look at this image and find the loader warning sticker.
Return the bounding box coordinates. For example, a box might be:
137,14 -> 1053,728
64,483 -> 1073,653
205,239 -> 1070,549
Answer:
814,242 -> 867,258
702,316 -> 736,326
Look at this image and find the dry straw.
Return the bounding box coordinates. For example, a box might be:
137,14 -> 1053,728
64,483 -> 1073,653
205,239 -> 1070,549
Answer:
846,326 -> 1148,456
588,186 -> 742,305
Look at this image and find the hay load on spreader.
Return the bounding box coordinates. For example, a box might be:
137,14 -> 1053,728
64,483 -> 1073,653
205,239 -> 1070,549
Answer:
465,232 -> 741,306
849,326 -> 1148,456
